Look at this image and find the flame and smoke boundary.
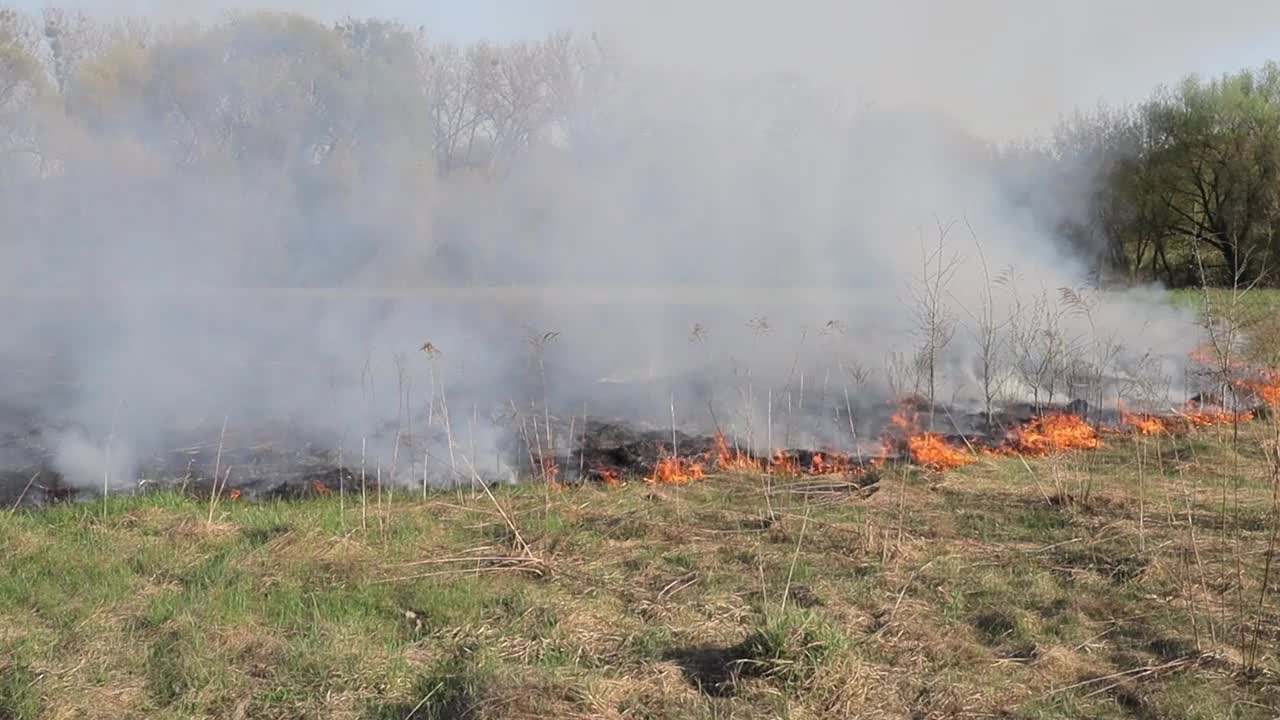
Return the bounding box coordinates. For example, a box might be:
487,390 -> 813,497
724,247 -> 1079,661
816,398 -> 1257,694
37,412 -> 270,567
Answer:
0,6 -> 1264,504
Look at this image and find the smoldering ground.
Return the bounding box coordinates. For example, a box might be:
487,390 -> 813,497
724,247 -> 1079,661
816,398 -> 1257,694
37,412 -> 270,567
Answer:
0,5 -> 1209,500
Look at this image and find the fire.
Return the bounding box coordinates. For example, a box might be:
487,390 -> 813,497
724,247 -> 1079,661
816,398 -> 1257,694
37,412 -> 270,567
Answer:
1190,344 -> 1252,371
1181,407 -> 1253,427
1252,383 -> 1280,407
1006,415 -> 1100,456
646,456 -> 706,485
597,468 -> 623,488
1122,412 -> 1170,435
311,481 -> 333,496
770,450 -> 802,476
809,451 -> 862,476
906,433 -> 977,471
1241,371 -> 1280,407
810,452 -> 836,475
539,458 -> 561,484
228,488 -> 242,501
891,412 -> 977,472
713,432 -> 762,472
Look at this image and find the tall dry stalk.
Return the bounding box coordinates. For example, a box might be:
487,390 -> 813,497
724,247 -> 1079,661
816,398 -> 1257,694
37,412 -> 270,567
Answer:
204,415 -> 228,524
386,429 -> 402,538
422,342 -> 458,485
841,360 -> 870,462
338,444 -> 346,533
1192,240 -> 1265,645
207,467 -> 230,524
744,316 -> 772,458
102,401 -> 121,520
360,437 -> 368,536
526,329 -> 559,477
578,402 -> 588,480
1247,412 -> 1280,671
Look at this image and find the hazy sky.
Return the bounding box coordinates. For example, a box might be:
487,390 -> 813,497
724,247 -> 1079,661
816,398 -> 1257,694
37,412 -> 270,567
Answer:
6,0 -> 1276,138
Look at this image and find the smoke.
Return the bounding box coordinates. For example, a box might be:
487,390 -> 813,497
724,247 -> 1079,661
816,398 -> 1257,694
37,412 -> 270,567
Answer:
573,0 -> 1280,138
0,3 -> 1220,492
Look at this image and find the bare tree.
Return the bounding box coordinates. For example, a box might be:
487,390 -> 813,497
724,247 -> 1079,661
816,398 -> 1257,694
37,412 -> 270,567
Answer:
958,220 -> 1010,429
910,219 -> 961,428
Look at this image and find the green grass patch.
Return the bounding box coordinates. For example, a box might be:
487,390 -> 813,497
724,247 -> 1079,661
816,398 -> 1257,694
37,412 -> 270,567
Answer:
2,425 -> 1279,717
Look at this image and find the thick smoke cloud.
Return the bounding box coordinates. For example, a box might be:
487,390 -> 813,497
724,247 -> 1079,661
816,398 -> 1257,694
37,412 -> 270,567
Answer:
574,0 -> 1280,138
0,4 -> 1215,492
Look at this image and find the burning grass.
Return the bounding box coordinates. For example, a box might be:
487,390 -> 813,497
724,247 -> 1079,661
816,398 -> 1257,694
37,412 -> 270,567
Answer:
1005,414 -> 1101,456
646,455 -> 707,485
3,418 -> 1279,719
890,413 -> 977,472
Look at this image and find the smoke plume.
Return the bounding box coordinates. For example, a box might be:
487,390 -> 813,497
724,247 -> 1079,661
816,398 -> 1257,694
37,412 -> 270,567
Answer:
0,3 -> 1220,492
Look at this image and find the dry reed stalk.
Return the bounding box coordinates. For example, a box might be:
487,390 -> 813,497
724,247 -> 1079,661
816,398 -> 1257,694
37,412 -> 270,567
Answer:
766,388 -> 773,454
338,444 -> 346,533
469,403 -> 478,494
207,467 -> 230,524
440,377 -> 458,483
387,432 -> 402,536
360,437 -> 368,536
780,502 -> 811,615
670,392 -> 677,461
460,454 -> 536,561
578,403 -> 588,481
376,466 -> 385,539
212,415 -> 227,502
9,472 -> 39,513
513,403 -> 538,483
1246,415 -> 1280,670
99,398 -> 124,520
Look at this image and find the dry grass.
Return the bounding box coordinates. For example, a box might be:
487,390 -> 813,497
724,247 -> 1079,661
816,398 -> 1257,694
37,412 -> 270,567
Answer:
1,417 -> 1279,719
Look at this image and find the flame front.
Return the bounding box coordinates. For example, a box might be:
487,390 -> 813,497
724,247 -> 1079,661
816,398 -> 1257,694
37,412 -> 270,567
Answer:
1242,370 -> 1280,407
1122,412 -> 1170,435
1182,407 -> 1253,427
1007,414 -> 1100,456
597,468 -> 623,488
646,456 -> 706,485
771,450 -> 802,476
891,412 -> 976,471
713,432 -> 763,472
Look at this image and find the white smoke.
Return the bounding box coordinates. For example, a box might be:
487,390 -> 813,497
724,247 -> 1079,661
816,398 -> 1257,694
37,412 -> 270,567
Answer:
0,2 -> 1229,493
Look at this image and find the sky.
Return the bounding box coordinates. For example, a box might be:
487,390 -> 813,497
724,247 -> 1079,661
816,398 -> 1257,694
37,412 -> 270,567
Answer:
5,0 -> 1277,139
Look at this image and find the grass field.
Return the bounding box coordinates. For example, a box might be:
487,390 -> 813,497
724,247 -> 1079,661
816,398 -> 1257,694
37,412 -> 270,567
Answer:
3,419 -> 1279,719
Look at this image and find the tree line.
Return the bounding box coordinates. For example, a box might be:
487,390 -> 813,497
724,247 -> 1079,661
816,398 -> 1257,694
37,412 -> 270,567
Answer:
1042,64 -> 1280,288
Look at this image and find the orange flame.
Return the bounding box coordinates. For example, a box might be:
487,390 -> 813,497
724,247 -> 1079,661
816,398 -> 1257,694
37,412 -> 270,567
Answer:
312,481 -> 333,496
1181,406 -> 1253,427
907,434 -> 977,471
810,451 -> 862,475
891,412 -> 977,471
1122,412 -> 1170,435
597,468 -> 623,488
713,433 -> 763,472
1006,415 -> 1100,456
228,488 -> 242,501
646,456 -> 706,485
771,450 -> 802,476
539,458 -> 561,484
1241,371 -> 1280,407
